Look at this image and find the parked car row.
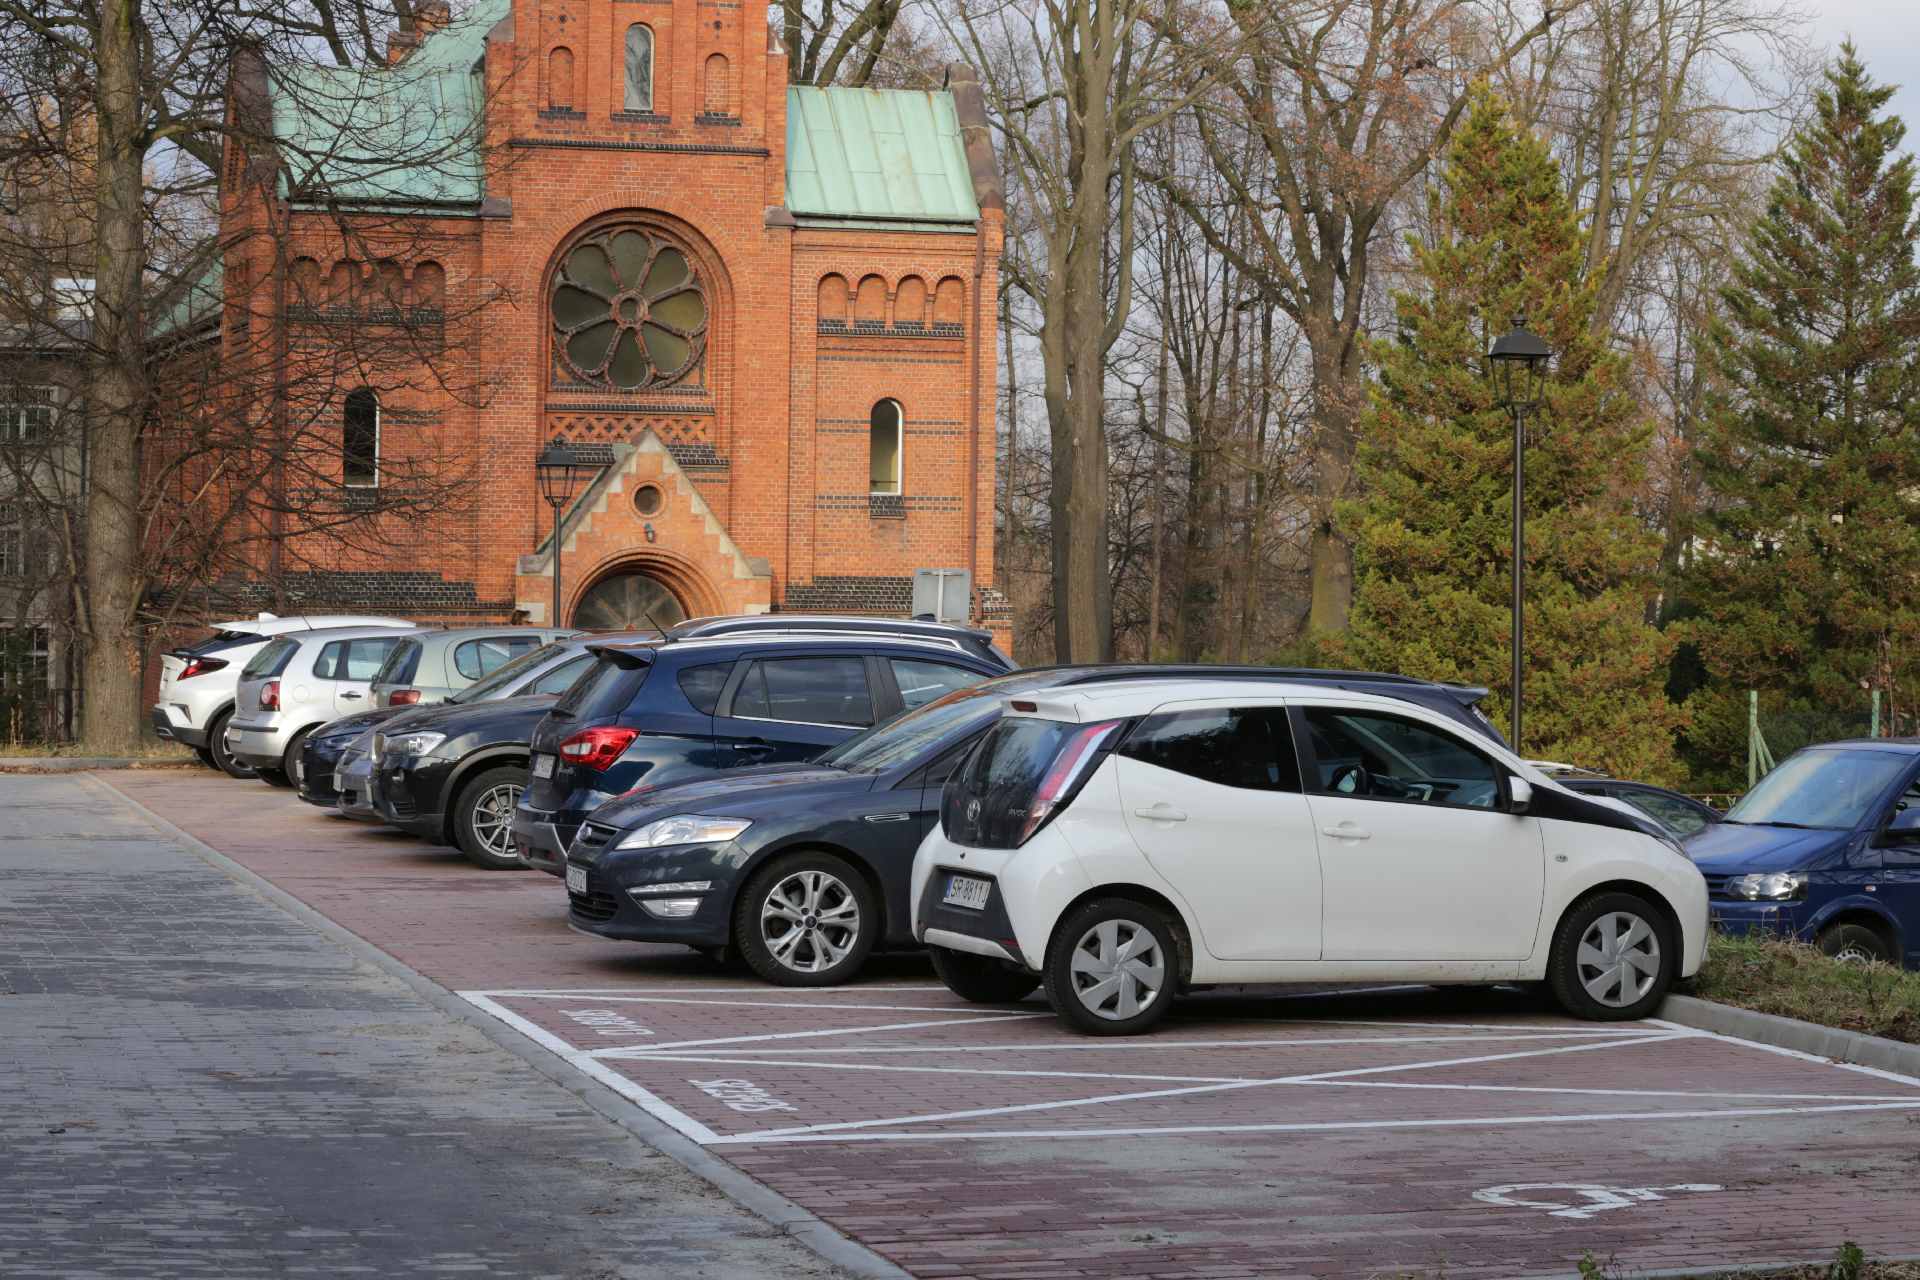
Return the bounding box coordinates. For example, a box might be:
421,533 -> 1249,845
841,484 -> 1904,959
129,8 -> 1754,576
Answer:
159,610 -> 1917,1033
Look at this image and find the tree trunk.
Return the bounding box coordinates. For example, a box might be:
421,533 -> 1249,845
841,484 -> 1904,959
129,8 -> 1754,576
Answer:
81,0 -> 148,753
1305,315 -> 1360,636
1145,327 -> 1168,659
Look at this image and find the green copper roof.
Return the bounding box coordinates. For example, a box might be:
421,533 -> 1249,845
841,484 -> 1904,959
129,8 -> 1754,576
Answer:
152,255 -> 222,341
785,87 -> 979,225
269,0 -> 507,207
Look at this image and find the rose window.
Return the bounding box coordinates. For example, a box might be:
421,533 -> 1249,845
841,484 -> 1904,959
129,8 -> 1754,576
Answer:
552,227 -> 708,390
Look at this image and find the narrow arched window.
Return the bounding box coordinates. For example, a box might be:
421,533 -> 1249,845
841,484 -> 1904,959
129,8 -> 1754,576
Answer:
870,399 -> 902,496
344,388 -> 379,487
625,25 -> 654,112
548,47 -> 575,111
703,53 -> 731,115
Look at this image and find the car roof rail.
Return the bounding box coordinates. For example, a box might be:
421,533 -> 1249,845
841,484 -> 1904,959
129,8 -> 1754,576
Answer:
1024,662 -> 1487,700
667,614 -> 996,645
665,632 -> 973,656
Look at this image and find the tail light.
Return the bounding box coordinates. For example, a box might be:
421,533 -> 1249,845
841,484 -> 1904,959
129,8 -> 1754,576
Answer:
559,725 -> 639,772
179,656 -> 228,680
260,680 -> 280,711
389,689 -> 421,706
1016,719 -> 1124,846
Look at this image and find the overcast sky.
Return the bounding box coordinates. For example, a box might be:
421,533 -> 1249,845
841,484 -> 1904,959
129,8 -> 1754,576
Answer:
1806,0 -> 1920,139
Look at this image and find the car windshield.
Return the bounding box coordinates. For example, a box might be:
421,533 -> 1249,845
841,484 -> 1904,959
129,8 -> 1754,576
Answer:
1723,748 -> 1912,830
817,684 -> 1004,774
449,642 -> 565,704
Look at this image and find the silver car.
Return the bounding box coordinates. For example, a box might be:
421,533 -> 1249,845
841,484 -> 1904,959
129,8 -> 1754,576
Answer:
226,624 -> 433,786
369,627 -> 577,709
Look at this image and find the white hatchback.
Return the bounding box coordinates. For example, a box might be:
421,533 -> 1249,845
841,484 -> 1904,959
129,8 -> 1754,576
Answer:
910,680 -> 1707,1034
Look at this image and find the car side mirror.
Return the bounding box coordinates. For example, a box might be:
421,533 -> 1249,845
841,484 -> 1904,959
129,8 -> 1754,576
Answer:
1882,805 -> 1920,843
1509,777 -> 1533,814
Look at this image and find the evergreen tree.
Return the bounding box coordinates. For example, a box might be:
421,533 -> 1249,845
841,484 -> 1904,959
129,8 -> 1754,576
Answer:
1336,86 -> 1682,779
1686,46 -> 1920,777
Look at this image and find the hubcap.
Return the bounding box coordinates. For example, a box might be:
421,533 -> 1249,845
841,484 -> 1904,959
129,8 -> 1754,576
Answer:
1068,918 -> 1165,1021
1575,911 -> 1662,1009
760,870 -> 860,973
471,783 -> 521,857
1833,943 -> 1874,966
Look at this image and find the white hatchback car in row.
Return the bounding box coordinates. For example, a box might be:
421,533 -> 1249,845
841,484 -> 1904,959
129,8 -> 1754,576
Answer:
911,680 -> 1707,1034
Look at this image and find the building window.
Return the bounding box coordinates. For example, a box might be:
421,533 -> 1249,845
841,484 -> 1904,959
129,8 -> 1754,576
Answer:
625,25 -> 654,113
870,399 -> 902,495
343,388 -> 379,487
0,386 -> 52,444
0,501 -> 21,576
0,626 -> 49,694
552,224 -> 708,391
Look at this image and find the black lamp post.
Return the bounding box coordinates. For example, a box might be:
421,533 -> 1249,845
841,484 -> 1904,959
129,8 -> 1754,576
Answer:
535,442 -> 596,626
1488,317 -> 1552,753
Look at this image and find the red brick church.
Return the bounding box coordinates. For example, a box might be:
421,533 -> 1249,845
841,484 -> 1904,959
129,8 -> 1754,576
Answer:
211,0 -> 1004,636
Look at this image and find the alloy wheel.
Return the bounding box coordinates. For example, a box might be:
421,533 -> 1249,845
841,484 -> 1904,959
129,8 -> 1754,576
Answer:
471,783 -> 521,859
1574,911 -> 1662,1009
759,870 -> 861,974
1068,918 -> 1166,1021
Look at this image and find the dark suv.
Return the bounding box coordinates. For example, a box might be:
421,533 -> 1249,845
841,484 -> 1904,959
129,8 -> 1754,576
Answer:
512,628 -> 1016,872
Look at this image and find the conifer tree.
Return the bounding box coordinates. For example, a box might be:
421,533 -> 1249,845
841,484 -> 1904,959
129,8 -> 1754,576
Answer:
1685,46 -> 1920,773
1337,86 -> 1682,779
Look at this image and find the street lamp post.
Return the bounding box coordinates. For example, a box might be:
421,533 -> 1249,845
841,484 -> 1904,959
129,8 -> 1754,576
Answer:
1488,318 -> 1552,753
535,442 -> 596,627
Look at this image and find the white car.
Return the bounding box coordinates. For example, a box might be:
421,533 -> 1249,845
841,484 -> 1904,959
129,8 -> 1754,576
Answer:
223,624 -> 430,787
153,613 -> 414,777
911,680 -> 1707,1035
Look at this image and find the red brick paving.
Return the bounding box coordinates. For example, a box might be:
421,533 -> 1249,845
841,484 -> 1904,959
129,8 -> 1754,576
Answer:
107,771 -> 1920,1278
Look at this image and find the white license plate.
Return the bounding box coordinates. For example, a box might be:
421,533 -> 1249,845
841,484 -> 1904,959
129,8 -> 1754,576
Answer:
566,865 -> 588,894
532,753 -> 555,779
942,874 -> 992,911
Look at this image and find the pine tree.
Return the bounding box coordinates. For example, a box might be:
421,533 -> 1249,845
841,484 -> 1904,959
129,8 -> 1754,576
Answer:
1336,86 -> 1682,779
1685,46 -> 1920,777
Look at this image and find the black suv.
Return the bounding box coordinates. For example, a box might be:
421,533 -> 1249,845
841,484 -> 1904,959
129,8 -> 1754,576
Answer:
512,624 -> 1017,872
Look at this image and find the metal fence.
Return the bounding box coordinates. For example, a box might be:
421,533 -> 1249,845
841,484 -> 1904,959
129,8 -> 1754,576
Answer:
1746,689 -> 1895,788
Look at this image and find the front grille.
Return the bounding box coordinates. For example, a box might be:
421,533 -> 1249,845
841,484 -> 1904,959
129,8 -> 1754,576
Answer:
569,889 -> 619,922
1702,874 -> 1734,900
571,823 -> 616,864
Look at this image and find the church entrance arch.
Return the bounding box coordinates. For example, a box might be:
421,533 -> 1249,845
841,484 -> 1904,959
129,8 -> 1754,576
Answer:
572,568 -> 689,631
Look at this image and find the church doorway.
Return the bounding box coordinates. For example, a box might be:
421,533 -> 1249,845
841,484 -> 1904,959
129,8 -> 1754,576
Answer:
572,569 -> 688,631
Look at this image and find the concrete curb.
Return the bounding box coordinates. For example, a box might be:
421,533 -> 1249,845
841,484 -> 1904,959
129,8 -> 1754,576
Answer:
0,756 -> 160,772
90,773 -> 912,1280
1659,992 -> 1920,1081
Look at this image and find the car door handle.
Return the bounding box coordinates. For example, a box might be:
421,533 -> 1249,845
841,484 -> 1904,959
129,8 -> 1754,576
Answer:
340,691 -> 362,700
1133,804 -> 1187,822
733,741 -> 772,753
864,813 -> 912,824
1321,823 -> 1372,841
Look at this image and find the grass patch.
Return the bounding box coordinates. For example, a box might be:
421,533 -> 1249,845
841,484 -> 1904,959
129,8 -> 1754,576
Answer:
1692,930 -> 1920,1044
0,741 -> 200,763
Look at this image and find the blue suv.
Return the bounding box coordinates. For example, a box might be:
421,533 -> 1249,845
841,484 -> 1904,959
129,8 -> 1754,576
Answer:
1686,738 -> 1920,967
511,628 -> 1014,872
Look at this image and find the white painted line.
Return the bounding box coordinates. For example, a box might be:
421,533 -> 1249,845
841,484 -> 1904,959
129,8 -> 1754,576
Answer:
625,1030 -> 1665,1057
1645,1017 -> 1920,1091
613,1052 -> 1254,1086
460,992 -> 722,1146
1309,1016 -> 1674,1035
595,1012 -> 1055,1056
474,994 -> 1034,1016
1313,1079 -> 1920,1104
726,1032 -> 1691,1141
471,985 -> 947,997
703,1099 -> 1920,1146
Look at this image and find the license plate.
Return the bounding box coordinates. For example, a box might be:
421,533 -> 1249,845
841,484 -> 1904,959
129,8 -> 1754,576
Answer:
566,865 -> 588,894
532,753 -> 554,779
943,874 -> 991,911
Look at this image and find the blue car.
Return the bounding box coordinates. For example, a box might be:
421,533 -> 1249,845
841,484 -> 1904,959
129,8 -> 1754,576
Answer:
1685,739 -> 1920,967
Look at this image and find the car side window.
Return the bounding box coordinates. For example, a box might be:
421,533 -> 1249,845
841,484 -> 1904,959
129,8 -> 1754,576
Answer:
1120,706 -> 1300,792
1301,707 -> 1502,810
890,659 -> 982,711
744,657 -> 874,727
526,654 -> 593,696
677,662 -> 733,715
343,638 -> 399,680
919,734 -> 986,789
1620,789 -> 1711,837
454,636 -> 535,681
312,641 -> 348,680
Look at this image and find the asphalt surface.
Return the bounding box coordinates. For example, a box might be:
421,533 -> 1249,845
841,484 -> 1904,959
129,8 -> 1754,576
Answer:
0,771 -> 847,1280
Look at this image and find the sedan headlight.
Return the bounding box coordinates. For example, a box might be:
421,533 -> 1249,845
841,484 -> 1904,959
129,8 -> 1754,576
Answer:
385,731 -> 447,759
1728,871 -> 1807,901
615,815 -> 753,849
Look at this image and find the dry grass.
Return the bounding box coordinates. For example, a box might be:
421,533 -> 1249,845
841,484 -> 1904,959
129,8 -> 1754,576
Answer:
1691,932 -> 1920,1044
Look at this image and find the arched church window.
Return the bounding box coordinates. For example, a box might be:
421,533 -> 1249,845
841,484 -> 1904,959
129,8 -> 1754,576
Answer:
344,388 -> 379,487
552,225 -> 708,391
625,26 -> 655,112
870,399 -> 902,496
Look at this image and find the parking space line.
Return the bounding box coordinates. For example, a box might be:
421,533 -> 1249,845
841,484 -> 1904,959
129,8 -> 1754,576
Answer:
475,986 -> 947,997
704,1099 -> 1920,1146
596,1012 -> 1055,1055
461,993 -> 723,1145
615,1052 -> 1254,1085
1313,1080 -> 1920,1103
1646,1017 -> 1920,1091
626,1029 -> 1679,1056
474,994 -> 1034,1015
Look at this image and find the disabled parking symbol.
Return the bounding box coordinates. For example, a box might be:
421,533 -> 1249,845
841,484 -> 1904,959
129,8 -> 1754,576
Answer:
1472,1182 -> 1723,1220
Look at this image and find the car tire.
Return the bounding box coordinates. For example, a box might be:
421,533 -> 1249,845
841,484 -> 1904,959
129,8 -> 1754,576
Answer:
1547,891 -> 1674,1021
734,852 -> 878,987
207,710 -> 257,780
453,766 -> 528,870
281,728 -> 313,789
193,746 -> 217,770
930,946 -> 1040,1004
1043,898 -> 1180,1036
257,766 -> 293,788
1816,921 -> 1891,966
